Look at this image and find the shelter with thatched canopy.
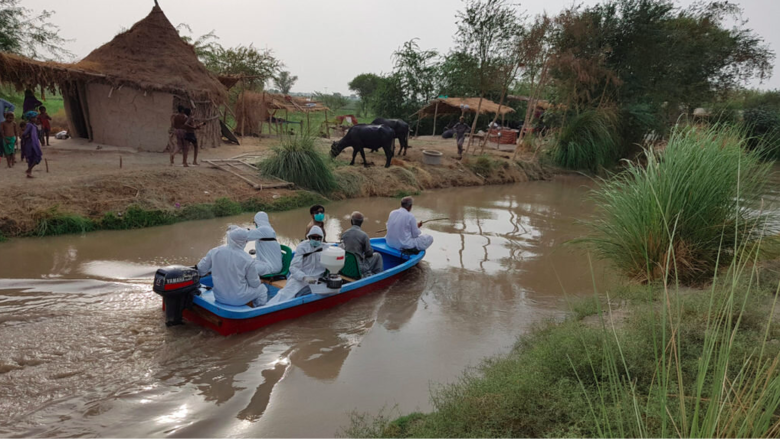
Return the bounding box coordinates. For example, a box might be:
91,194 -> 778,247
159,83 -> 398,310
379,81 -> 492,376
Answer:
412,97 -> 515,136
233,91 -> 329,136
0,5 -> 226,151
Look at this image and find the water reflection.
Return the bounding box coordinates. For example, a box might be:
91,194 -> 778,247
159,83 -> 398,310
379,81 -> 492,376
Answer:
0,177 -> 610,437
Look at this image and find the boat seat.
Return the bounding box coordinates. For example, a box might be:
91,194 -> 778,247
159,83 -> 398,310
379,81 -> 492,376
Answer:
260,245 -> 293,281
339,251 -> 363,281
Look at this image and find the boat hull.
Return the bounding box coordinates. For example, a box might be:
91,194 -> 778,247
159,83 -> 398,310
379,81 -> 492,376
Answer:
182,270 -> 405,336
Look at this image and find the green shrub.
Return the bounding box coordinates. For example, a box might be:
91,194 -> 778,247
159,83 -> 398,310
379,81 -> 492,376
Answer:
465,155 -> 495,176
122,205 -> 175,229
100,212 -> 124,230
34,209 -> 96,236
212,198 -> 242,217
583,125 -> 775,284
180,204 -> 216,220
259,133 -> 337,194
553,108 -> 621,171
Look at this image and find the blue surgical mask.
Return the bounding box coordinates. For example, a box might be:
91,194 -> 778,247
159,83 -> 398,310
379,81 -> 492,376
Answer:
314,213 -> 325,222
310,239 -> 322,248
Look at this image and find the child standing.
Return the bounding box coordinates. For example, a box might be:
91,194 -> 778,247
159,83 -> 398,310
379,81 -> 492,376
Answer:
0,113 -> 20,168
21,112 -> 42,178
38,106 -> 52,146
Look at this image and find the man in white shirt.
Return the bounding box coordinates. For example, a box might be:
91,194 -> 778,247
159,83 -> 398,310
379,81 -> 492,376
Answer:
385,196 -> 434,252
197,226 -> 268,307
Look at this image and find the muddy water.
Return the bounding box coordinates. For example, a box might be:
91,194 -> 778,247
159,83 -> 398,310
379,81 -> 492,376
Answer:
0,176 -> 612,437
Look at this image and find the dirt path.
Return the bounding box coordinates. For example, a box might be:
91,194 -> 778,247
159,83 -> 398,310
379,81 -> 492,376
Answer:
2,133 -> 548,237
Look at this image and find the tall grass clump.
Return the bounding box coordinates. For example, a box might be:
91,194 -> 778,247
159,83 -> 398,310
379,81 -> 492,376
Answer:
342,242 -> 780,438
259,133 -> 337,194
553,108 -> 621,172
584,125 -> 775,284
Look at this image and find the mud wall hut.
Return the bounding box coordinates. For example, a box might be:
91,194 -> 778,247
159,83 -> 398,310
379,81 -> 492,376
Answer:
0,6 -> 226,152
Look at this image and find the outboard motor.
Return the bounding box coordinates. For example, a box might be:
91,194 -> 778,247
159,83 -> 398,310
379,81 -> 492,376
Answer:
153,265 -> 200,327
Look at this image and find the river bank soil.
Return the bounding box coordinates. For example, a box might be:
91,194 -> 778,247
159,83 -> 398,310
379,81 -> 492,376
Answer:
0,134 -> 549,237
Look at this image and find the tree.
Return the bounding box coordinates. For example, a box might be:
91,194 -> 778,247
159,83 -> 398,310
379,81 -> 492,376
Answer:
370,74 -> 411,119
314,92 -> 348,113
348,73 -> 382,116
204,45 -> 282,90
274,71 -> 298,94
0,0 -> 71,60
392,39 -> 440,107
455,0 -> 522,150
176,23 -> 221,67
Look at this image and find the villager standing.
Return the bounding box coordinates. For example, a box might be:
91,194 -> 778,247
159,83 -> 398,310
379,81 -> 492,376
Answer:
341,211 -> 383,277
170,106 -> 189,167
453,116 -> 470,159
21,112 -> 42,178
38,106 -> 51,146
1,113 -> 20,168
385,196 -> 434,252
183,108 -> 205,166
22,90 -> 41,114
0,98 -> 15,115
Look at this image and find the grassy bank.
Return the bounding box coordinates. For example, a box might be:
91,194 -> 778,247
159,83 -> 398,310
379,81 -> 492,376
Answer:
25,191 -> 325,238
343,265 -> 780,437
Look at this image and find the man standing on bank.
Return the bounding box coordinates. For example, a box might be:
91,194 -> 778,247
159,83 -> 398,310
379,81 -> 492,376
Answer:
341,211 -> 383,277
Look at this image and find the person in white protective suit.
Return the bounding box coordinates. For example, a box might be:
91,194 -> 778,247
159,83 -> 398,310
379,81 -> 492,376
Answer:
385,196 -> 434,252
197,227 -> 268,307
253,211 -> 283,276
265,226 -> 327,306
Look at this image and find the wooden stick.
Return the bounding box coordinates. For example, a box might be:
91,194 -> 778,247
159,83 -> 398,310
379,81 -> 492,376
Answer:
45,158 -> 49,173
432,101 -> 439,136
374,217 -> 449,234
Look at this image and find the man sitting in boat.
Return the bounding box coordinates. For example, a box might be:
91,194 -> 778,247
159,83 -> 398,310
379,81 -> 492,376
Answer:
197,226 -> 268,307
253,211 -> 282,276
341,211 -> 383,276
265,226 -> 327,306
385,196 -> 434,252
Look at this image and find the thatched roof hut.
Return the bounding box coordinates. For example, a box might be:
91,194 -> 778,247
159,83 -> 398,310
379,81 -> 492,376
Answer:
413,97 -> 515,118
0,5 -> 227,151
233,91 -> 329,136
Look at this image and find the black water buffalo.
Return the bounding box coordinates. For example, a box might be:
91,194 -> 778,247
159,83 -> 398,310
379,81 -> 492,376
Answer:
372,118 -> 410,156
331,124 -> 395,168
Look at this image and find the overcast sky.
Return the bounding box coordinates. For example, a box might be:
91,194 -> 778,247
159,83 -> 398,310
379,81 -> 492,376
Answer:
31,0 -> 780,94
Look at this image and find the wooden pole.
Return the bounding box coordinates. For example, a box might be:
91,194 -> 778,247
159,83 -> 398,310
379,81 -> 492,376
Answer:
325,109 -> 330,138
431,102 -> 439,136
120,156 -> 123,168
414,112 -> 421,138
465,96 -> 484,154
240,85 -> 246,137
45,158 -> 49,173
306,111 -> 310,135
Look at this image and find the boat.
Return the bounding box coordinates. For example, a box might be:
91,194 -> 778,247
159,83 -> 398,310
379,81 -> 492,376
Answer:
154,238 -> 425,336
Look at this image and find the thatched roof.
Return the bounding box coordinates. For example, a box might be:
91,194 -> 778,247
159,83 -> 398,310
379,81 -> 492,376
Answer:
506,95 -> 558,110
413,97 -> 515,118
0,6 -> 226,102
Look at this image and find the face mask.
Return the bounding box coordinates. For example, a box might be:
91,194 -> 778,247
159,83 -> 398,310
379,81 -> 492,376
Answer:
314,213 -> 325,222
310,239 -> 322,248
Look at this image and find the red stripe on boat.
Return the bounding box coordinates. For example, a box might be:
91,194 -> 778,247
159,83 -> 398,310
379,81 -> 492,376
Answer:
165,280 -> 194,290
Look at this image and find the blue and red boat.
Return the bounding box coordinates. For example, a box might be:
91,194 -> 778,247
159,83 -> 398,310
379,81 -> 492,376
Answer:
153,238 -> 424,336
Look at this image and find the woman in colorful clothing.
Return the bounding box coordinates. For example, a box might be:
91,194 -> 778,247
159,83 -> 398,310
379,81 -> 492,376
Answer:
21,111 -> 42,178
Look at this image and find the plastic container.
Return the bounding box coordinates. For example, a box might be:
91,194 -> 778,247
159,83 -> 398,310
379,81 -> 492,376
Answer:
320,246 -> 345,274
422,150 -> 443,165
